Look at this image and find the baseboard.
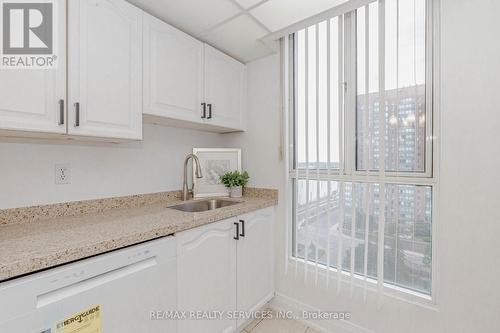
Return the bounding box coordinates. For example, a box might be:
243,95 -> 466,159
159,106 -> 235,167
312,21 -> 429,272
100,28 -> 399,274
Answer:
268,293 -> 374,333
236,292 -> 275,330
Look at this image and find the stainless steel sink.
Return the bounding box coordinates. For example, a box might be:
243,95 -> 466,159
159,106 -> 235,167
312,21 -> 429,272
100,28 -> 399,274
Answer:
169,199 -> 240,212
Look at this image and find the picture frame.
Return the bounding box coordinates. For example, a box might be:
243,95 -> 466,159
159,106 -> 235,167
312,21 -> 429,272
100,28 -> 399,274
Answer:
192,148 -> 242,198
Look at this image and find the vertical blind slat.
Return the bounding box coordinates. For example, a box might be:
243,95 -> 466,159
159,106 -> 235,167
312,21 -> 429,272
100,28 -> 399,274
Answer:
304,28 -> 310,281
350,183 -> 356,295
293,33 -> 300,279
395,0 -> 400,177
363,184 -> 371,300
393,0 -> 401,287
282,37 -> 289,275
377,0 -> 386,307
362,4 -> 371,301
315,23 -> 320,286
326,18 -> 332,288
336,14 -> 345,294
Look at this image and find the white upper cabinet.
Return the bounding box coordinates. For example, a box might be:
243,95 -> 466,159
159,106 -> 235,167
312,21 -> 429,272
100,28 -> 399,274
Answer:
68,0 -> 143,140
0,2 -> 66,135
204,44 -> 246,131
236,207 -> 274,327
143,12 -> 204,124
142,16 -> 246,133
0,0 -> 246,140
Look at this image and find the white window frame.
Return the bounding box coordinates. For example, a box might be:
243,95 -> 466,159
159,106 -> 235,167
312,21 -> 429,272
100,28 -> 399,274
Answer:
283,0 -> 441,306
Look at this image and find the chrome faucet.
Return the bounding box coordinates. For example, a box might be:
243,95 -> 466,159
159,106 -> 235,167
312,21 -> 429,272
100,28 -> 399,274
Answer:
182,154 -> 203,201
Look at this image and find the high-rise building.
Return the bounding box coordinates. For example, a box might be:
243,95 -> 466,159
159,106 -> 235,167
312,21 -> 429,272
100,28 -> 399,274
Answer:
356,84 -> 426,172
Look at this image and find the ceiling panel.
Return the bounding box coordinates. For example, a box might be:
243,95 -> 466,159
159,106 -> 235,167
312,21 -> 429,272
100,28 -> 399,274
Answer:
127,0 -> 350,63
202,14 -> 273,63
234,0 -> 266,9
250,0 -> 348,32
128,0 -> 240,36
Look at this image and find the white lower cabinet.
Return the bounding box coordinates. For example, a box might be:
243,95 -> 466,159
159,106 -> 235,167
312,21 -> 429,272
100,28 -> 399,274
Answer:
176,207 -> 275,333
236,207 -> 275,328
177,218 -> 237,333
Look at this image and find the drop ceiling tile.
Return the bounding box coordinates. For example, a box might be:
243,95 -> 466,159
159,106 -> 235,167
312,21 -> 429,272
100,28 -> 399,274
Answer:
202,14 -> 275,63
128,0 -> 241,36
250,0 -> 348,32
234,0 -> 265,9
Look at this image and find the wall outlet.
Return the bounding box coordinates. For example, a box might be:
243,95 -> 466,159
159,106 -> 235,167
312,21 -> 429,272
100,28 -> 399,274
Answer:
55,164 -> 71,185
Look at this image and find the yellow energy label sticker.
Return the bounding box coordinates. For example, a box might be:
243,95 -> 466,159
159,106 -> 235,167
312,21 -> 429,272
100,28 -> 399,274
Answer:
55,305 -> 101,333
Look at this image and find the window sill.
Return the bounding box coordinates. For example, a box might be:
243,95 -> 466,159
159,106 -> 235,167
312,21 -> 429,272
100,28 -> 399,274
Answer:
287,257 -> 438,311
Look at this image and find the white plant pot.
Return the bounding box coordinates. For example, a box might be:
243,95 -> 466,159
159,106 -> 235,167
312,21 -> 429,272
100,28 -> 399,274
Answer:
230,186 -> 243,198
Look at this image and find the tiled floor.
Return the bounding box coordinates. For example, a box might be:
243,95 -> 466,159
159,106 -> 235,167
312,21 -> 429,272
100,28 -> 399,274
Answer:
241,310 -> 320,333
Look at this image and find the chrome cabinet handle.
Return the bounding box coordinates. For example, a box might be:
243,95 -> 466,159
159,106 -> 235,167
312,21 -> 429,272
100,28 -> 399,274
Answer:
74,102 -> 80,127
58,99 -> 64,125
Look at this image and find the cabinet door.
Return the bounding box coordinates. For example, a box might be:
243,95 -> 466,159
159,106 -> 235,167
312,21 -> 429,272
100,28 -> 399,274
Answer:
177,218 -> 237,333
237,207 -> 274,327
0,2 -> 66,135
68,0 -> 142,140
143,13 -> 204,123
204,44 -> 246,131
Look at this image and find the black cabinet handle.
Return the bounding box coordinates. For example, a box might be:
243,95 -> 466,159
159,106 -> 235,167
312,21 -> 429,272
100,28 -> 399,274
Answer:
74,102 -> 80,127
58,99 -> 64,125
201,102 -> 206,119
239,219 -> 245,237
207,103 -> 212,119
234,222 -> 239,240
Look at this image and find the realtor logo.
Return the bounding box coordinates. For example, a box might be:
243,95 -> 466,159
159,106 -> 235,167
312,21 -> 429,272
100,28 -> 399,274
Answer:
1,0 -> 57,68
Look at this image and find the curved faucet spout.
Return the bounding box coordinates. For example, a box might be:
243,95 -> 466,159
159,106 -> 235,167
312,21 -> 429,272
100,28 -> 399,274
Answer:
182,154 -> 203,201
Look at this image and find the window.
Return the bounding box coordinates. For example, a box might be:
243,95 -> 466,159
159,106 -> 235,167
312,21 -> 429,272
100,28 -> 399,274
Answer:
288,0 -> 434,298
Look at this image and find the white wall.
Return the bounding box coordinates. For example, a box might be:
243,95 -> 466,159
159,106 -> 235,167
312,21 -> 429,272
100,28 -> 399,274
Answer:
241,1 -> 500,332
0,124 -> 226,209
435,0 -> 500,330
225,54 -> 282,189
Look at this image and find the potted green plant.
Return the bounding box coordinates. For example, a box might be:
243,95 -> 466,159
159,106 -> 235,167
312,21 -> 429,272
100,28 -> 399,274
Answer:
220,171 -> 249,198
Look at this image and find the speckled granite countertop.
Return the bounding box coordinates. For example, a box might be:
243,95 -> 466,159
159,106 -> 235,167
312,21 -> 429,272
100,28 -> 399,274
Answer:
0,188 -> 278,281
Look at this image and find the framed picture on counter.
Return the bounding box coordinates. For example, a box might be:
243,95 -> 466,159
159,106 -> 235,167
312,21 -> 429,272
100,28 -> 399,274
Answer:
192,148 -> 241,198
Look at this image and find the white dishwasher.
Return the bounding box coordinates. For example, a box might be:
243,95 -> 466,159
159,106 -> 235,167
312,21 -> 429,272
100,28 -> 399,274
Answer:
0,236 -> 177,333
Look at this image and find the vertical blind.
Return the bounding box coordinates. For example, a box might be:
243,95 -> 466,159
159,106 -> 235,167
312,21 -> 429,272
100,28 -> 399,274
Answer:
288,0 -> 434,302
